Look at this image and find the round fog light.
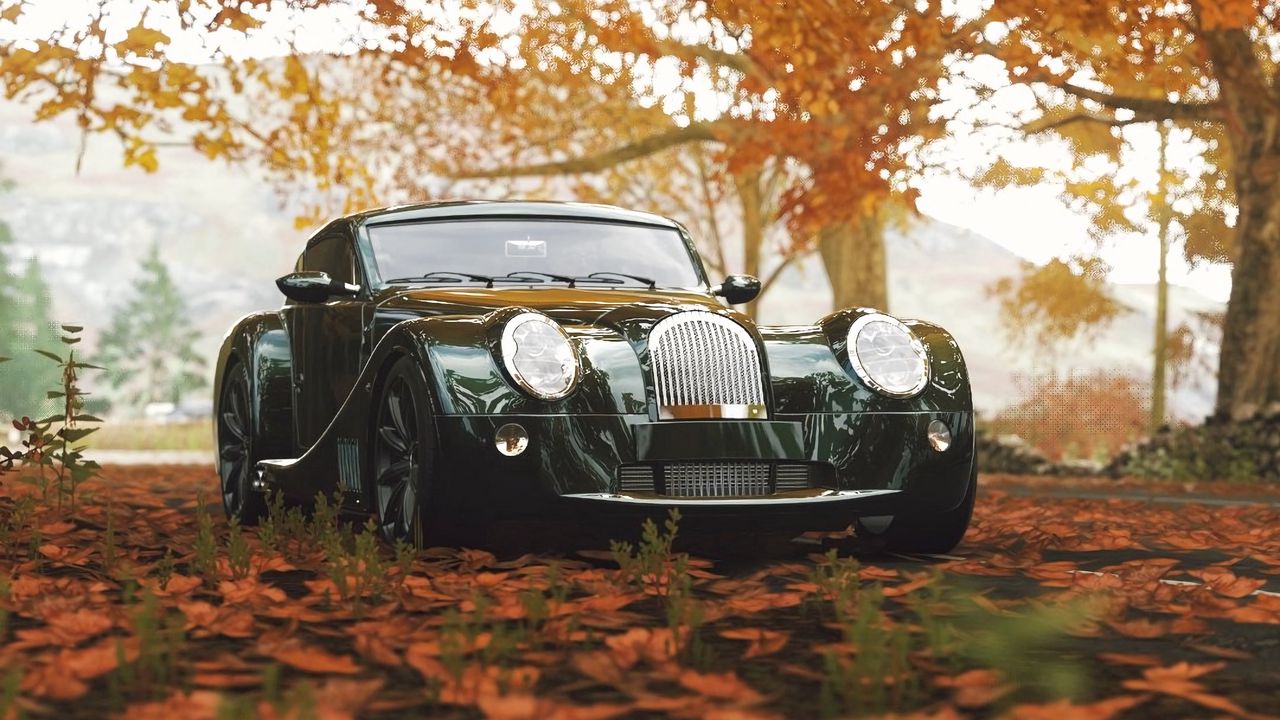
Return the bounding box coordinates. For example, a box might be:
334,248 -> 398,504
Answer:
494,423 -> 530,457
927,420 -> 951,452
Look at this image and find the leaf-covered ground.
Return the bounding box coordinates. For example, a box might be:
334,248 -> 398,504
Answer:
2,467 -> 1279,719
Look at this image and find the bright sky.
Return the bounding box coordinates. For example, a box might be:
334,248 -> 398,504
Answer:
1,0 -> 1235,303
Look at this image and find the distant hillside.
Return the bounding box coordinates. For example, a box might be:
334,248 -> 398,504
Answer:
0,98 -> 1221,419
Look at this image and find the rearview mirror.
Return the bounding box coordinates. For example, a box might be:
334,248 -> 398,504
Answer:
276,271 -> 361,303
712,274 -> 761,305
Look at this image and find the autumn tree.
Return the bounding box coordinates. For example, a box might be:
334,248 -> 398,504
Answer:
954,1 -> 1274,419
976,119 -> 1227,426
380,0 -> 963,311
0,1 -> 971,314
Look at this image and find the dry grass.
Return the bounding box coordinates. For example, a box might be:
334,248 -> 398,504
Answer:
90,420 -> 213,451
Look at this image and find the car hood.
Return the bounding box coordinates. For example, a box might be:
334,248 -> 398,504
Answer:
376,286 -> 737,329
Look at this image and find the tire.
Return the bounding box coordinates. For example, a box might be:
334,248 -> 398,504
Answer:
371,357 -> 441,548
217,362 -> 267,525
854,464 -> 977,554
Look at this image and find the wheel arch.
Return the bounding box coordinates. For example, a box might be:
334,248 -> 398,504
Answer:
213,311 -> 296,462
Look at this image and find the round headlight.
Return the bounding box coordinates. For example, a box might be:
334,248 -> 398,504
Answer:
500,313 -> 580,400
847,313 -> 929,398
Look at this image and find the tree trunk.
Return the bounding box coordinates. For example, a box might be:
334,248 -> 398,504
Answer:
1206,29 -> 1280,419
1152,211 -> 1170,428
1151,125 -> 1170,430
817,216 -> 888,312
1216,185 -> 1280,418
734,170 -> 764,321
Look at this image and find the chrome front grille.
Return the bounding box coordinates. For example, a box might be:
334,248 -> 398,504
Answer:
648,311 -> 766,410
615,462 -> 824,497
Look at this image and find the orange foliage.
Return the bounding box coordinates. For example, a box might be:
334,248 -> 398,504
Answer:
988,257 -> 1129,355
987,371 -> 1149,462
0,1 -> 972,234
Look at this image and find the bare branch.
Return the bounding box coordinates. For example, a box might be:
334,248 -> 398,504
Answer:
455,122 -> 727,179
1023,111 -> 1150,135
757,248 -> 809,299
1048,80 -> 1223,123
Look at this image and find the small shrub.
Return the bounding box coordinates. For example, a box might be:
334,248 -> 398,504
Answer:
987,370 -> 1148,462
192,494 -> 219,585
225,516 -> 252,580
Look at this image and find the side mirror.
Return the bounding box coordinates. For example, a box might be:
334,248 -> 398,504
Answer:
276,271 -> 361,303
712,274 -> 761,305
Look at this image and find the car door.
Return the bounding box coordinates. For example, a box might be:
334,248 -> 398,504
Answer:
284,233 -> 369,449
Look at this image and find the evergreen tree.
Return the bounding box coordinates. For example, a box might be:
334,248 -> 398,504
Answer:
0,224 -> 62,419
97,243 -> 207,410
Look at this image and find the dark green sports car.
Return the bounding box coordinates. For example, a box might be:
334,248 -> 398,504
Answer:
214,201 -> 975,552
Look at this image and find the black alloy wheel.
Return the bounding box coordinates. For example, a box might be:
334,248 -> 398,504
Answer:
372,358 -> 438,547
218,362 -> 266,524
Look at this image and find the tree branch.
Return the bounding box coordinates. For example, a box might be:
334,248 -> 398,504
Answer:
756,247 -> 809,300
1048,80 -> 1223,123
1023,111 -> 1150,135
455,122 -> 727,179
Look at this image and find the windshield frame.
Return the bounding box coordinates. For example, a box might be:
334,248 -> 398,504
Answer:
357,216 -> 712,292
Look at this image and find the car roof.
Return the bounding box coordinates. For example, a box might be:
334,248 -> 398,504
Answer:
347,200 -> 682,229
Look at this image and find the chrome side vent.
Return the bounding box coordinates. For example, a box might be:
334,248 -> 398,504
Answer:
337,438 -> 361,494
774,463 -> 812,491
648,311 -> 766,414
618,465 -> 655,493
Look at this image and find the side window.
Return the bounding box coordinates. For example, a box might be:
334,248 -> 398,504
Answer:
303,236 -> 356,286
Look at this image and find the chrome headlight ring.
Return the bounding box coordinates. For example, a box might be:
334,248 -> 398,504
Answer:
846,313 -> 930,398
499,312 -> 581,401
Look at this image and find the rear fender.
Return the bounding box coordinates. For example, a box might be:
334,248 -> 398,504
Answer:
213,312 -> 295,463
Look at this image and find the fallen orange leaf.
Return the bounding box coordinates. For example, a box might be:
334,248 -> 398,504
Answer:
1005,694 -> 1150,720
260,640 -> 361,675
677,669 -> 764,704
718,628 -> 789,659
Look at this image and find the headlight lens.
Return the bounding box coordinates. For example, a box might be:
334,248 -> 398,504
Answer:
847,313 -> 929,397
500,313 -> 580,400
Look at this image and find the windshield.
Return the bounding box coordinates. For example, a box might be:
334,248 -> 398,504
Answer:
366,219 -> 704,289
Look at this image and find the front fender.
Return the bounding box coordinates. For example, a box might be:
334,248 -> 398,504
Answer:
394,311 -> 649,416
760,310 -> 972,415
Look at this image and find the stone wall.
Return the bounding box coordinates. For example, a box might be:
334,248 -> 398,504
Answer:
1105,404 -> 1280,483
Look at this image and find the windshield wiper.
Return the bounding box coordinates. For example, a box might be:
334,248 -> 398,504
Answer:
496,271 -> 576,286
383,271 -> 496,287
582,271 -> 657,289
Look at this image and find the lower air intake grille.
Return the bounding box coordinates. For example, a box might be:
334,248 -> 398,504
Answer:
665,462 -> 771,497
615,462 -> 826,498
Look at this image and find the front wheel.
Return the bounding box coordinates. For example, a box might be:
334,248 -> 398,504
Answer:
854,464 -> 977,554
217,362 -> 266,525
371,357 -> 441,548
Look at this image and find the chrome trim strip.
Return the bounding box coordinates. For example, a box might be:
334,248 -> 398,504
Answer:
562,489 -> 899,506
657,403 -> 767,420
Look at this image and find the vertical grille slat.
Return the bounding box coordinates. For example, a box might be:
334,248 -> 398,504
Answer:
336,439 -> 361,494
649,311 -> 765,410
